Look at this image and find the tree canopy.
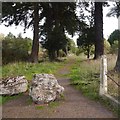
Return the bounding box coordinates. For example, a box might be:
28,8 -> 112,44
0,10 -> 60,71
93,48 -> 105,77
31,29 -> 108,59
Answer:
108,29 -> 120,45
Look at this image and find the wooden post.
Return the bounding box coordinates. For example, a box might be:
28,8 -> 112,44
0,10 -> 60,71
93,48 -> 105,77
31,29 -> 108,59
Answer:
99,55 -> 107,96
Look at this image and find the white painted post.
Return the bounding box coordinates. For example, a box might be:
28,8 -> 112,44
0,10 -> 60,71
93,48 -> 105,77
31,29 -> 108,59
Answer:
99,55 -> 107,96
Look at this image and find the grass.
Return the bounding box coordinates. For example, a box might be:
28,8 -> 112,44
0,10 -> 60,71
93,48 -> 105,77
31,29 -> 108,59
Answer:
35,101 -> 59,110
48,101 -> 59,108
69,54 -> 119,116
1,59 -> 67,105
2,60 -> 67,80
35,105 -> 45,110
0,93 -> 23,105
26,97 -> 33,105
70,56 -> 100,100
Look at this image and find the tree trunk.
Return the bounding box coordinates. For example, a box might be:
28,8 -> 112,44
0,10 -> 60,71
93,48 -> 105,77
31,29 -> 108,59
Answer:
114,40 -> 120,72
87,46 -> 90,59
30,3 -> 39,63
94,2 -> 104,59
48,50 -> 56,62
56,50 -> 59,57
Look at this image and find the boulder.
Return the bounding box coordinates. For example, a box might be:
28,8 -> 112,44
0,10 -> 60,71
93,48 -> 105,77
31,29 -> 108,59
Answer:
0,76 -> 28,95
29,74 -> 64,104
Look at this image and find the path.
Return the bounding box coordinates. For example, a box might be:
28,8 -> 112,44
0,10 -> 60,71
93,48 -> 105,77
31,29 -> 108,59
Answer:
2,57 -> 117,118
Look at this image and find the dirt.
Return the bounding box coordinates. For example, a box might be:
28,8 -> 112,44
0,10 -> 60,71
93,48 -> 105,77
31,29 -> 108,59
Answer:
1,58 -> 118,118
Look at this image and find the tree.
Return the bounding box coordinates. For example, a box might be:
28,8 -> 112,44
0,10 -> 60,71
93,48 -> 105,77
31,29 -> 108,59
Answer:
2,2 -> 42,63
77,2 -> 95,59
108,29 -> 120,45
6,32 -> 15,39
67,37 -> 76,54
2,2 -> 78,62
94,2 -> 104,59
107,2 -> 120,72
30,3 -> 39,63
2,33 -> 32,64
40,3 -> 78,61
77,27 -> 95,59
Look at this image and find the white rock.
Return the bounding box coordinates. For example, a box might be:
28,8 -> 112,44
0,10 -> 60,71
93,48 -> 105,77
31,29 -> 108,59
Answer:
29,74 -> 64,104
0,76 -> 28,95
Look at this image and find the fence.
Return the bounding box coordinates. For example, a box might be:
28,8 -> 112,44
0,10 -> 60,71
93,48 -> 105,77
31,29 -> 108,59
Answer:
99,55 -> 120,107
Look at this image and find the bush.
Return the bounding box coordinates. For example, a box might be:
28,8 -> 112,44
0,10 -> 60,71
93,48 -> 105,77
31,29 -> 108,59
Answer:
2,36 -> 32,64
58,50 -> 67,57
104,39 -> 111,54
109,40 -> 118,54
75,47 -> 83,56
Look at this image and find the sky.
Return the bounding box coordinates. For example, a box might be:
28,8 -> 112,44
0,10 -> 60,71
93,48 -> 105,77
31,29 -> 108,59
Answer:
0,2 -> 118,43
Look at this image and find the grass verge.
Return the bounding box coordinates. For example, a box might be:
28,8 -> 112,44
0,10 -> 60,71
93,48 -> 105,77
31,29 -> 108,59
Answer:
2,61 -> 66,80
69,55 -> 119,116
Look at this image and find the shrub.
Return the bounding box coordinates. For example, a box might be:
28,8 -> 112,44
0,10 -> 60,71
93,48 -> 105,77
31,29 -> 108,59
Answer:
109,40 -> 118,54
104,39 -> 111,54
75,47 -> 84,56
58,50 -> 67,57
2,36 -> 32,64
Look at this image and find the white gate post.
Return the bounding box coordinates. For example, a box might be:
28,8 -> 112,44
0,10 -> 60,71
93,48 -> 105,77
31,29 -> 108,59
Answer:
99,55 -> 107,96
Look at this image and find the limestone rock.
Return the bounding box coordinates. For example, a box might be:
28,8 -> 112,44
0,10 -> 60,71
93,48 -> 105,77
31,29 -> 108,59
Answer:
0,76 -> 28,95
29,74 -> 64,104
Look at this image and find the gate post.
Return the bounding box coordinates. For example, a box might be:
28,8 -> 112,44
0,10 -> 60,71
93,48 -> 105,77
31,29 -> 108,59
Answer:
99,55 -> 107,96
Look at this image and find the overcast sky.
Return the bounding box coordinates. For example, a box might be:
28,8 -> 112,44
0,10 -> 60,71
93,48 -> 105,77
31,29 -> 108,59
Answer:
0,2 -> 118,42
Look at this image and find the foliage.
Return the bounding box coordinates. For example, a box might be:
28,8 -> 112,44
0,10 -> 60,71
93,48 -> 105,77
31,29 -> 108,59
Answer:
40,3 -> 78,61
58,50 -> 67,58
104,39 -> 111,54
109,41 -> 118,54
75,48 -> 84,56
2,2 -> 45,62
2,2 -> 35,29
108,29 -> 120,45
107,2 -> 120,18
67,38 -> 76,54
2,32 -> 32,64
77,27 -> 95,58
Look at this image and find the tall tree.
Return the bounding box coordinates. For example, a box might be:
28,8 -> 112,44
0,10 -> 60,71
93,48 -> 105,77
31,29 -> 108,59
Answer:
2,2 -> 78,62
77,2 -> 95,59
94,2 -> 104,59
40,3 -> 78,61
2,2 -> 42,63
30,3 -> 39,63
77,26 -> 95,59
